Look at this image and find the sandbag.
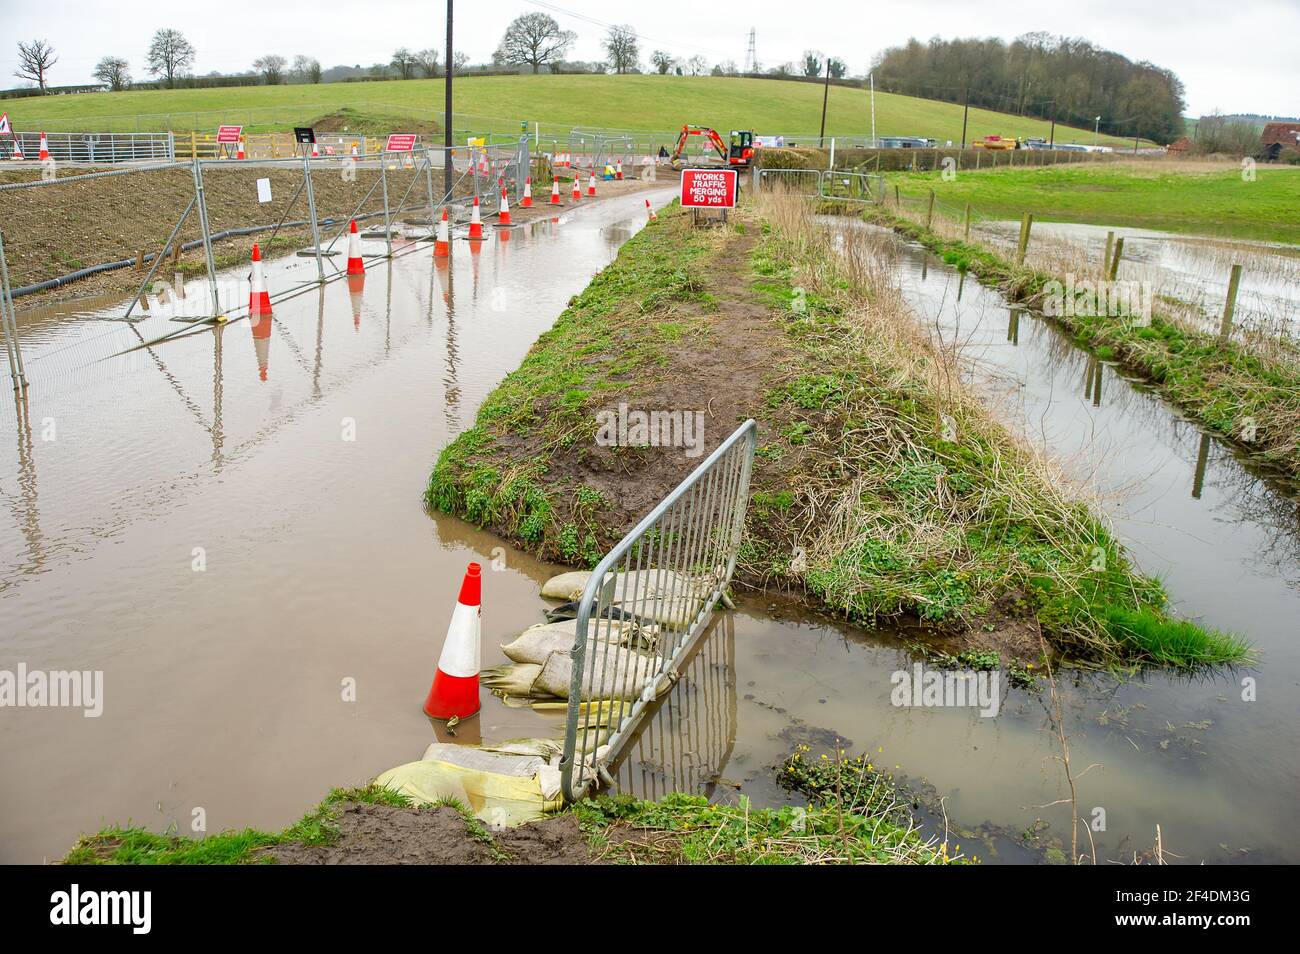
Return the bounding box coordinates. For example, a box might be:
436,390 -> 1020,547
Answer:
501,619 -> 643,665
376,743 -> 563,827
534,644 -> 660,701
540,569 -> 718,628
481,662 -> 548,698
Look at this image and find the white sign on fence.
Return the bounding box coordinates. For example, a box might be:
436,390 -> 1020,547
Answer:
256,178 -> 272,204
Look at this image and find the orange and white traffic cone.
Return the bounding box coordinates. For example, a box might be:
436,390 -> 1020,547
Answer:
237,136 -> 246,160
433,208 -> 451,258
572,176 -> 582,202
646,198 -> 657,221
311,141 -> 320,159
521,177 -> 533,207
345,219 -> 365,275
587,173 -> 597,196
38,132 -> 49,162
550,178 -> 561,205
11,137 -> 23,161
422,562 -> 482,720
616,160 -> 623,180
248,244 -> 271,316
498,190 -> 511,226
468,196 -> 484,240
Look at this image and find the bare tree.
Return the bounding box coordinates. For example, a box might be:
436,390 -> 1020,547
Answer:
650,50 -> 673,75
494,13 -> 575,74
147,29 -> 196,89
415,48 -> 439,78
391,48 -> 417,80
93,56 -> 131,92
15,39 -> 58,92
453,51 -> 469,72
603,25 -> 639,75
685,55 -> 708,76
291,55 -> 322,84
253,54 -> 287,85
802,50 -> 823,78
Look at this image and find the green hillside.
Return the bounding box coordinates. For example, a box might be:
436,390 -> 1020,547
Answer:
1,74 -> 1146,147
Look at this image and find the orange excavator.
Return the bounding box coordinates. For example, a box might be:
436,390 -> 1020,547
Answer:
669,125 -> 755,170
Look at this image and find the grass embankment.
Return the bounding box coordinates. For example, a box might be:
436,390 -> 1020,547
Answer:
11,74 -> 1137,146
66,755 -> 963,865
868,180 -> 1300,482
885,162 -> 1300,244
428,198 -> 1248,668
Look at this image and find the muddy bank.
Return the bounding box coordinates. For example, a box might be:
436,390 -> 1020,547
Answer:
427,197 -> 1244,667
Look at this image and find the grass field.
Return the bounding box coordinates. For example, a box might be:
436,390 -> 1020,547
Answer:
2,74 -> 1143,147
889,162 -> 1300,244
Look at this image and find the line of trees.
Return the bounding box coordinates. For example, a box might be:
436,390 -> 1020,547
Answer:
871,33 -> 1186,144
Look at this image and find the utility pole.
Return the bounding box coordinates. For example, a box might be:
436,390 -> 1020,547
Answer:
443,0 -> 454,200
819,58 -> 831,145
960,84 -> 969,149
869,71 -> 876,147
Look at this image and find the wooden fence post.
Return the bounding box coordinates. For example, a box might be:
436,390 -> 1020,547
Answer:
1109,237 -> 1125,280
1218,264 -> 1243,345
1102,231 -> 1115,277
1016,212 -> 1034,265
926,190 -> 935,229
964,203 -> 972,240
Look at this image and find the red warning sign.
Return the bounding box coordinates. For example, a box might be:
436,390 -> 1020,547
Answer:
385,134 -> 417,152
216,125 -> 242,144
680,168 -> 738,209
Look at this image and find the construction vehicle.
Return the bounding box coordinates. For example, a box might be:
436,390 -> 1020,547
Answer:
669,125 -> 755,169
972,135 -> 1021,151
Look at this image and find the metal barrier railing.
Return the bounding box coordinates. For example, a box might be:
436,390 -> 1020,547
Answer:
755,168 -> 887,203
560,419 -> 757,801
1,131 -> 174,163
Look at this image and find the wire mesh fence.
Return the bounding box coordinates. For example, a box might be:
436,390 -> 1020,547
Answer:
560,419 -> 756,801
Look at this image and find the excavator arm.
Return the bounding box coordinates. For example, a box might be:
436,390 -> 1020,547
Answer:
670,125 -> 729,168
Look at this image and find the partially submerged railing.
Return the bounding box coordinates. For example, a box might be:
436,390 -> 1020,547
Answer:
755,167 -> 886,203
560,419 -> 757,800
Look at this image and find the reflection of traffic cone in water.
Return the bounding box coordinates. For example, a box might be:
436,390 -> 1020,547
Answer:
498,189 -> 511,226
572,176 -> 581,202
499,226 -> 511,244
250,313 -> 272,382
433,208 -> 450,258
248,244 -> 272,315
422,562 -> 482,720
38,132 -> 49,162
521,177 -> 533,207
468,196 -> 484,240
345,219 -> 365,275
587,173 -> 597,196
550,178 -> 561,205
646,198 -> 657,221
347,273 -> 365,330
434,255 -> 451,304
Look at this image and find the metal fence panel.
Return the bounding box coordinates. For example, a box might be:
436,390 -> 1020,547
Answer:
560,419 -> 757,800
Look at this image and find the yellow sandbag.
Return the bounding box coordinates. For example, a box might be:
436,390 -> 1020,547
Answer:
376,743 -> 563,827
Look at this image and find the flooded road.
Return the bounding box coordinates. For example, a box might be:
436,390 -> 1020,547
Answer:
3,194 -> 1296,865
0,190 -> 671,861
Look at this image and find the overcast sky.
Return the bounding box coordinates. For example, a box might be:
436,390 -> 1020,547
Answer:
1,0 -> 1296,117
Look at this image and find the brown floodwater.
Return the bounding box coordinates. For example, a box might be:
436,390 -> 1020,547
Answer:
1,193 -> 1296,865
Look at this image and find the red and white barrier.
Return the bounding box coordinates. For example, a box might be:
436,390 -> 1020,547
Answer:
422,562 -> 482,720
